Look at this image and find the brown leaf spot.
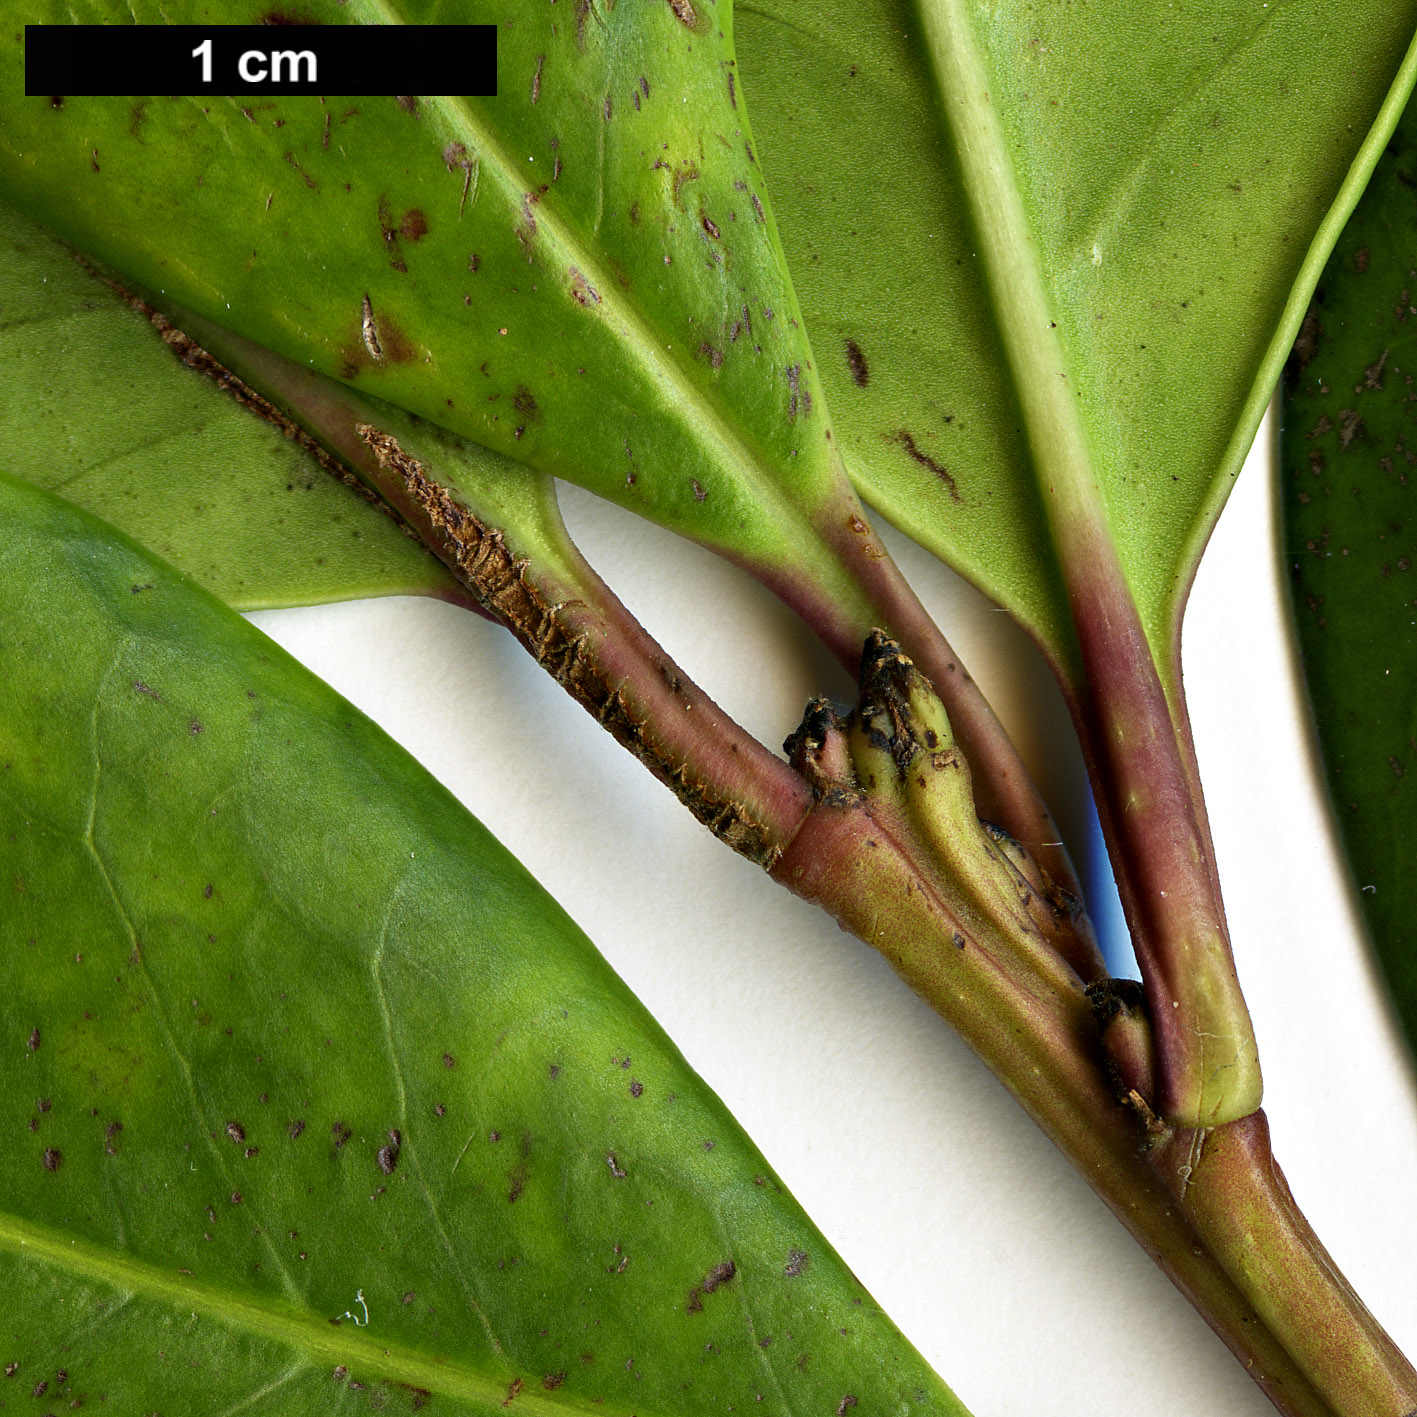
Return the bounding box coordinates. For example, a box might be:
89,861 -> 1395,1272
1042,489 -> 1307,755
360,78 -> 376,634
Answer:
891,430 -> 960,502
784,1247 -> 809,1277
42,1148 -> 61,1172
226,1121 -> 245,1144
702,1259 -> 736,1292
569,266 -> 601,305
378,1129 -> 402,1174
399,209 -> 429,242
672,163 -> 701,209
845,339 -> 870,387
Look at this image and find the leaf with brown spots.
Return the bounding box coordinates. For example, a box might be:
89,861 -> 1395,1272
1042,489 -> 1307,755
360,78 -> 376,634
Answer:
0,475 -> 967,1415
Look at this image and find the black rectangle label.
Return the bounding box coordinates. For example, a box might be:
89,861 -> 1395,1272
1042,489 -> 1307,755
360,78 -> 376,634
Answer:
25,24 -> 497,97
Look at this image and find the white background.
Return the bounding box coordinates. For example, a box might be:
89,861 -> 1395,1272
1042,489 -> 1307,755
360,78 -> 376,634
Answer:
250,413 -> 1417,1416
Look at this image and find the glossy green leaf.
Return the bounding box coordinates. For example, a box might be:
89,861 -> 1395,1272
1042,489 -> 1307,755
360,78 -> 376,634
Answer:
1280,104 -> 1417,1057
0,197 -> 457,609
0,1 -> 893,632
0,473 -> 965,1416
736,0 -> 1417,671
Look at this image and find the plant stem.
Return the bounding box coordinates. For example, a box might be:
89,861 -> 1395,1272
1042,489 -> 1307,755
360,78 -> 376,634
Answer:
774,797 -> 1417,1417
1058,532 -> 1262,1125
905,0 -> 1262,1125
137,299 -> 1415,1414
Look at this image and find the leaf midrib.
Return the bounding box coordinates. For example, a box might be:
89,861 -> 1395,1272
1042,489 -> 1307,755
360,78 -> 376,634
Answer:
343,0 -> 837,550
911,0 -> 1100,569
0,1207 -> 635,1416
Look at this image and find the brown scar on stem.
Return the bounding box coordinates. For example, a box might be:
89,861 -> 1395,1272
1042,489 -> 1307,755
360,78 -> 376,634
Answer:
354,424 -> 779,867
892,429 -> 960,502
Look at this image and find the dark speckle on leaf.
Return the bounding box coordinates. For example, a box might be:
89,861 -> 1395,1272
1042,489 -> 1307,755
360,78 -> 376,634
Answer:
26,1028 -> 39,1052
226,1121 -> 245,1144
378,1129 -> 401,1174
702,1260 -> 735,1292
41,1148 -> 61,1172
785,1248 -> 809,1277
845,339 -> 870,387
892,430 -> 960,502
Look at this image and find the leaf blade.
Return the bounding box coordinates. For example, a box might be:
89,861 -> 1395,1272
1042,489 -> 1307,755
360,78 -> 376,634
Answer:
1280,100 -> 1417,1062
737,0 -> 1417,663
0,198 -> 459,609
0,473 -> 967,1416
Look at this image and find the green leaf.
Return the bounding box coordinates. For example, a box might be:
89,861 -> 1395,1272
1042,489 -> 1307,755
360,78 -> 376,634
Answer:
736,0 -> 1417,670
0,473 -> 965,1416
0,0 -> 892,632
1280,101 -> 1417,1059
0,197 -> 457,610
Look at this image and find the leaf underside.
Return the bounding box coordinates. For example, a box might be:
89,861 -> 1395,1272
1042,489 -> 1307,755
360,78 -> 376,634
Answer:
4,4 -> 1412,689
0,199 -> 457,610
0,476 -> 964,1416
737,0 -> 1417,670
1280,99 -> 1417,1060
1,0 -> 886,626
